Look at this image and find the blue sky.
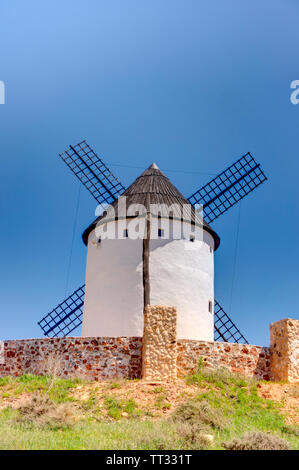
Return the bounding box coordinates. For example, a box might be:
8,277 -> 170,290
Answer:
0,0 -> 298,345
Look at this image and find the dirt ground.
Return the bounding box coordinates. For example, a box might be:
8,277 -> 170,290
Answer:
1,378 -> 298,424
71,379 -> 201,418
257,382 -> 299,425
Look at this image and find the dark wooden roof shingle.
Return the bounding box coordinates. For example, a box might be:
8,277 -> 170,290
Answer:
82,163 -> 220,249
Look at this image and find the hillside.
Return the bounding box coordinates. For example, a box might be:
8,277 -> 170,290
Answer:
0,366 -> 298,450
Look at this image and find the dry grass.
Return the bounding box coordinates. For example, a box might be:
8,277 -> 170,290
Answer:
171,400 -> 229,430
222,431 -> 290,450
17,394 -> 79,429
288,385 -> 299,398
0,370 -> 298,449
175,423 -> 213,449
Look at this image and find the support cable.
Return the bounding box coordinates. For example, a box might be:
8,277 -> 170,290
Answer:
64,182 -> 81,298
229,201 -> 242,315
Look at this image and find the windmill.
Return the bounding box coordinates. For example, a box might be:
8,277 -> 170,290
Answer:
38,141 -> 267,343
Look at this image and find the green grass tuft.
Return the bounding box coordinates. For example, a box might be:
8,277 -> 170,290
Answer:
0,372 -> 297,450
0,374 -> 83,403
103,395 -> 141,419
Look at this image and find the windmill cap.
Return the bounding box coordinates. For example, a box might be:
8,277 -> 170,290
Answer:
82,162 -> 220,250
149,163 -> 159,170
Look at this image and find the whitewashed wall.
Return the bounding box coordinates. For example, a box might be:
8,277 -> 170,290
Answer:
82,221 -> 144,337
150,220 -> 214,341
82,218 -> 214,341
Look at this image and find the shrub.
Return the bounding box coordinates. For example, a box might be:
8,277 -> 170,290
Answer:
137,436 -> 173,450
171,400 -> 229,430
44,402 -> 78,429
282,424 -> 299,437
80,393 -> 97,411
17,394 -> 78,429
222,431 -> 289,450
287,385 -> 299,398
186,362 -> 253,389
176,422 -> 212,449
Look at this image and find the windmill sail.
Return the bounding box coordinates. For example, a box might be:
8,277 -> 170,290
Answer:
38,148 -> 261,341
60,140 -> 126,206
214,300 -> 248,343
38,285 -> 85,337
188,152 -> 267,224
38,292 -> 248,344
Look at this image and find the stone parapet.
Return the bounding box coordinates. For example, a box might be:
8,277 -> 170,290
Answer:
177,340 -> 270,380
0,318 -> 298,383
0,337 -> 143,380
142,305 -> 177,381
270,318 -> 299,383
0,335 -> 272,381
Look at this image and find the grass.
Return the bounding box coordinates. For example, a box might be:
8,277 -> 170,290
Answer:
0,412 -> 190,450
154,395 -> 171,410
107,382 -> 122,390
0,374 -> 82,403
0,369 -> 298,450
186,358 -> 251,388
183,363 -> 299,449
103,395 -> 141,419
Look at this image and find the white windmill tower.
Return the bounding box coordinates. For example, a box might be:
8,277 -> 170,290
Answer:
38,141 -> 267,344
81,163 -> 220,341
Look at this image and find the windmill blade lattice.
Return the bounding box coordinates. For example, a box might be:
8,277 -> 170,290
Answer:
38,291 -> 248,344
60,140 -> 126,206
188,152 -> 267,224
38,285 -> 85,337
38,145 -> 262,341
214,299 -> 248,343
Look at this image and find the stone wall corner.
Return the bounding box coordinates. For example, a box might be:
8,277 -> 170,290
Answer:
142,305 -> 177,382
270,318 -> 299,383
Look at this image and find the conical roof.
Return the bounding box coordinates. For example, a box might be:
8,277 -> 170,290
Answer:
82,163 -> 220,249
120,163 -> 193,210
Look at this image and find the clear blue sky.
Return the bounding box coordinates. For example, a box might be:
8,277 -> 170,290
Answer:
0,0 -> 298,345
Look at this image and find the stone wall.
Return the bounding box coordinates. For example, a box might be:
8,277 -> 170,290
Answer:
0,336 -> 271,381
0,337 -> 143,380
142,306 -> 177,381
270,318 -> 299,383
177,340 -> 271,380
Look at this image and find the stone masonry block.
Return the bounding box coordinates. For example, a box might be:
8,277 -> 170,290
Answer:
142,305 -> 177,381
270,318 -> 299,383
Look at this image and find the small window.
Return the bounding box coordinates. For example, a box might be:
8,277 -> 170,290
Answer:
208,301 -> 213,313
91,236 -> 101,247
210,246 -> 213,253
190,235 -> 195,242
123,229 -> 129,238
158,228 -> 164,238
